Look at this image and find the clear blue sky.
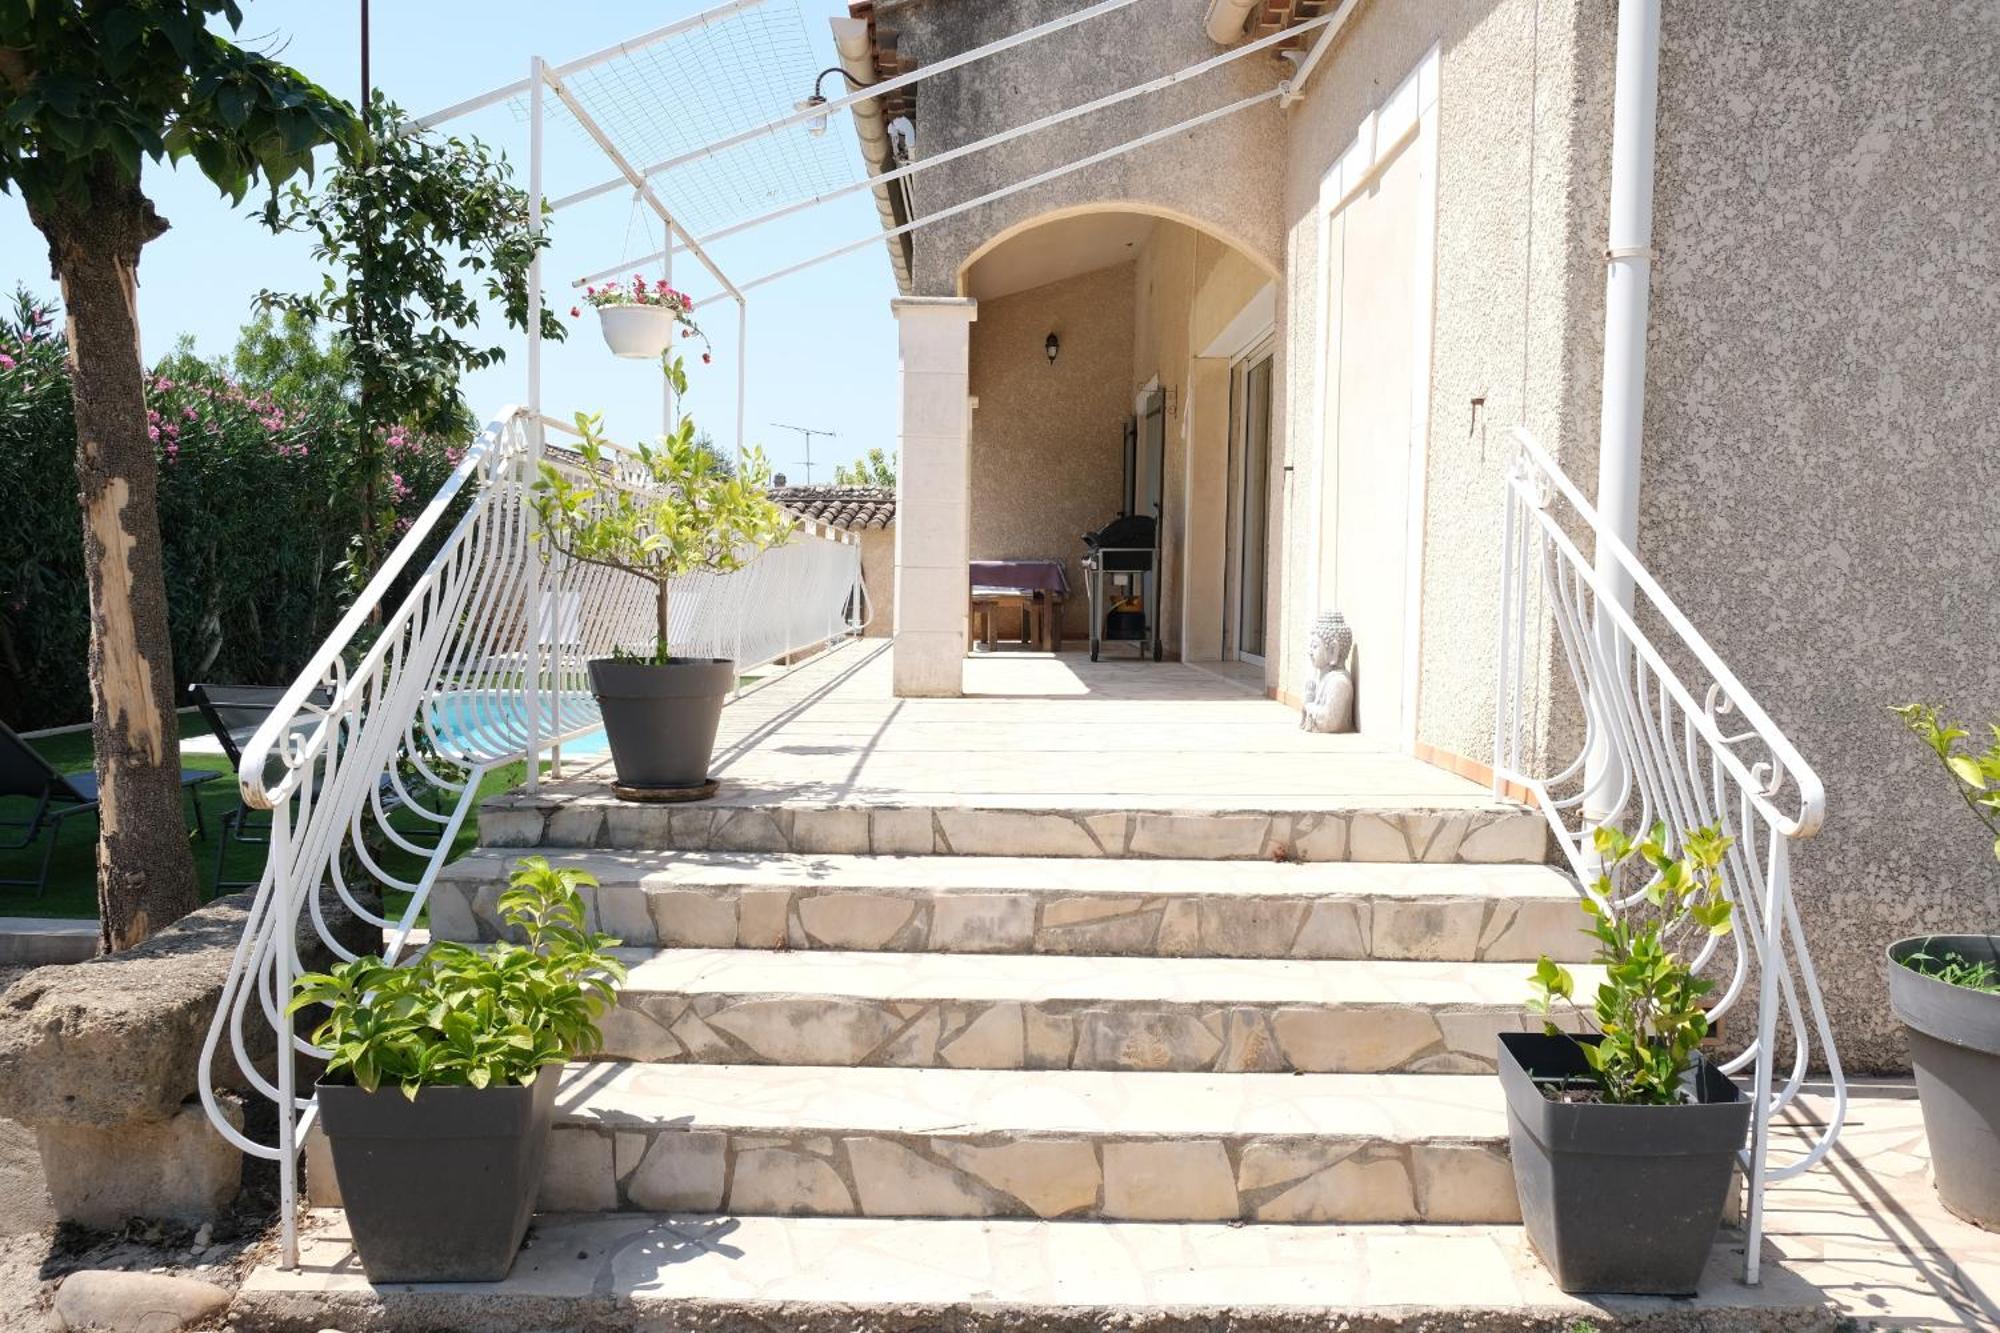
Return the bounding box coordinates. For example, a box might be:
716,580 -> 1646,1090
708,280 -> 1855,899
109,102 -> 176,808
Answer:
0,0 -> 898,483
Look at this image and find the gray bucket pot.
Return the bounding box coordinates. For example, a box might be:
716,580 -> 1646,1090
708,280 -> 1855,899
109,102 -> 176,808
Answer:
1499,1032 -> 1751,1295
1887,934 -> 2000,1229
588,657 -> 735,791
315,1073 -> 559,1283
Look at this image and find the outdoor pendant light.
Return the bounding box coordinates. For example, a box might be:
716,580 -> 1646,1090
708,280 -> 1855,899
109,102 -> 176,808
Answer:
801,66 -> 880,140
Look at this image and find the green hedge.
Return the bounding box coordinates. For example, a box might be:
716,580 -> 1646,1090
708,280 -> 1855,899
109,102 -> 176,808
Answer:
0,291 -> 462,730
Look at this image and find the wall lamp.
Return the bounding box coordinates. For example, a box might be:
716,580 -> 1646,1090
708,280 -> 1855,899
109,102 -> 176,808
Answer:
1045,332 -> 1060,364
799,66 -> 879,138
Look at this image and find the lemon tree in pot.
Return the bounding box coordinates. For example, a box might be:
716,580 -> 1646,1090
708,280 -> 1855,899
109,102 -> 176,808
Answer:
290,858 -> 624,1283
1885,703 -> 2000,1228
1504,823 -> 1747,1295
531,368 -> 788,795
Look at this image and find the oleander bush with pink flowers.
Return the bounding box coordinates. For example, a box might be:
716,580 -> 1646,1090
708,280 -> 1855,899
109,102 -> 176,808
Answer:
0,289 -> 463,729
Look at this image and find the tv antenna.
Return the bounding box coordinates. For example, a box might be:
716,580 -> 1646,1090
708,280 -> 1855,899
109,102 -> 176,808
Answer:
769,423 -> 838,484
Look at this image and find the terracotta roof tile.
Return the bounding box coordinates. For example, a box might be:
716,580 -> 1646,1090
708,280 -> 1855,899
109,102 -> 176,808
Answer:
770,484 -> 896,530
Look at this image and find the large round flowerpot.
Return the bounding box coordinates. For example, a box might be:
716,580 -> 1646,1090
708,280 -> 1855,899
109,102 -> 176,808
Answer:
315,1072 -> 559,1283
1498,1031 -> 1751,1295
1887,934 -> 2000,1229
596,304 -> 677,359
588,657 -> 734,791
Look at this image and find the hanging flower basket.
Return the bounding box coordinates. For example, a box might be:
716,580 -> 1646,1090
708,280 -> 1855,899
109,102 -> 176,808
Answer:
580,277 -> 705,361
596,304 -> 678,359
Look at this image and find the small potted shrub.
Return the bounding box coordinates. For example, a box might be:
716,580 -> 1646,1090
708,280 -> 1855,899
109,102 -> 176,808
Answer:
290,858 -> 624,1283
1504,823 -> 1748,1295
531,369 -> 789,795
581,275 -> 702,359
1885,703 -> 2000,1229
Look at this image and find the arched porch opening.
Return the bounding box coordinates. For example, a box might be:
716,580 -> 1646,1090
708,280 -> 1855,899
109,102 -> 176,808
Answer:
942,205 -> 1279,684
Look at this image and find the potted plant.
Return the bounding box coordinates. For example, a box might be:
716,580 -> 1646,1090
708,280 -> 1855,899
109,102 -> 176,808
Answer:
580,275 -> 702,359
530,368 -> 789,794
1505,822 -> 1748,1295
1885,703 -> 2000,1229
289,858 -> 624,1283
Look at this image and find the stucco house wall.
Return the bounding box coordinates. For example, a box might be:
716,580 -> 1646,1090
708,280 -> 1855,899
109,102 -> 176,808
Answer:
968,262 -> 1136,638
880,0 -> 1286,295
1276,0 -> 1612,770
859,526 -> 895,638
1639,0 -> 2000,1071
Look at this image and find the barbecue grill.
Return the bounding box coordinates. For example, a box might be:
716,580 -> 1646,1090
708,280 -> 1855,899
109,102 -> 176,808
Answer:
1081,514 -> 1161,662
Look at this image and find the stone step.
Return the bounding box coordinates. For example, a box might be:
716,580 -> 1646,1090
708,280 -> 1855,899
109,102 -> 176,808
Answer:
476,790 -> 1548,864
539,1062 -> 1521,1224
596,948 -> 1586,1074
240,1210 -> 1825,1332
432,851 -> 1591,962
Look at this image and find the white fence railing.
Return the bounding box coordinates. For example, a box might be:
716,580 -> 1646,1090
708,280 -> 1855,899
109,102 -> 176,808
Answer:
198,407 -> 862,1267
1493,426 -> 1844,1285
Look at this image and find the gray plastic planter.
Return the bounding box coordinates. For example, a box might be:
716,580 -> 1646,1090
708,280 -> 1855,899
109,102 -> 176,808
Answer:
315,1073 -> 560,1284
589,657 -> 734,791
1499,1032 -> 1751,1295
1887,934 -> 2000,1230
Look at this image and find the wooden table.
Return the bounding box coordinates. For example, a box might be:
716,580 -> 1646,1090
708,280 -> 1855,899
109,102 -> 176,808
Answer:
969,560 -> 1070,652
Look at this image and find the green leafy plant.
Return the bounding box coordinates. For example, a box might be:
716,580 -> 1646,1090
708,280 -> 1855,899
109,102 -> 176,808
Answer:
1899,942 -> 2000,994
1890,703 -> 2000,863
1528,823 -> 1735,1105
288,857 -> 626,1097
528,359 -> 790,664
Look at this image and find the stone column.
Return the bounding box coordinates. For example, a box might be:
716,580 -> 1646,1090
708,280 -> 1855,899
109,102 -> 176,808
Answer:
891,297 -> 976,697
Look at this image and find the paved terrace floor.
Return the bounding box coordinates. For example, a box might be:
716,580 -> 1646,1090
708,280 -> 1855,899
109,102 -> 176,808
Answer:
536,639 -> 1501,813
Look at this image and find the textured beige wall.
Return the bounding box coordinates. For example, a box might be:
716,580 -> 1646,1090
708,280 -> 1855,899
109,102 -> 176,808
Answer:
1277,0 -> 1612,758
1639,0 -> 2000,1072
890,0 -> 1286,296
858,526 -> 894,639
968,262 -> 1136,637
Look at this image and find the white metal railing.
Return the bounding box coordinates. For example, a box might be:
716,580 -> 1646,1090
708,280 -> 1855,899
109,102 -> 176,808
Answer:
197,406 -> 862,1267
1493,426 -> 1844,1285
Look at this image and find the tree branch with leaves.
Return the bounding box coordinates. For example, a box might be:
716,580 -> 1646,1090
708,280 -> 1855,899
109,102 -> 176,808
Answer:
259,92 -> 563,579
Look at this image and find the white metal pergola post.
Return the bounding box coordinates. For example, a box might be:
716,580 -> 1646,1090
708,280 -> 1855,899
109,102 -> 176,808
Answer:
522,54 -> 546,792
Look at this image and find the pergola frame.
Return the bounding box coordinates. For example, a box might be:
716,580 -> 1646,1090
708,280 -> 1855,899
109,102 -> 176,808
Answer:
408,0 -> 1350,462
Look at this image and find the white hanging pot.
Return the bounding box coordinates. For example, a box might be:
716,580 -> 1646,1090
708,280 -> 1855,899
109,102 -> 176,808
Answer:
596,304 -> 678,359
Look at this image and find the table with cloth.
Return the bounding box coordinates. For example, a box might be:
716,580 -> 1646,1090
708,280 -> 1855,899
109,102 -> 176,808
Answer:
968,559 -> 1070,653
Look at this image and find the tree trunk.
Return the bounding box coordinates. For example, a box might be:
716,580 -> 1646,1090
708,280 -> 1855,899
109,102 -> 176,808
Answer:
29,166 -> 199,953
655,580 -> 671,661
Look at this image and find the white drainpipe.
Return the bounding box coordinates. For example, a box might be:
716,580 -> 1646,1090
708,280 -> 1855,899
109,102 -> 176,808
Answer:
1593,0 -> 1661,613
1203,0 -> 1257,44
1585,0 -> 1662,816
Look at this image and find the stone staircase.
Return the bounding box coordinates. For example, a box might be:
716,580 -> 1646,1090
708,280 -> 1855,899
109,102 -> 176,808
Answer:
422,795 -> 1584,1234
251,788 -> 1832,1328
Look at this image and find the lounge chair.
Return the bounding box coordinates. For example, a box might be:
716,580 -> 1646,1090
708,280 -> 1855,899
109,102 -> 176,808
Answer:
188,683 -> 336,894
0,721 -> 217,897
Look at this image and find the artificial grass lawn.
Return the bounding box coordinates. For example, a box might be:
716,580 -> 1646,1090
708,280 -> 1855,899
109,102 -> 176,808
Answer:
0,712 -> 533,922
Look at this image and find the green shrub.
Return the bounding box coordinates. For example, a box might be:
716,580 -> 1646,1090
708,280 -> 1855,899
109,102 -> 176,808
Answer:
1528,823 -> 1735,1105
288,857 -> 626,1096
0,291 -> 463,728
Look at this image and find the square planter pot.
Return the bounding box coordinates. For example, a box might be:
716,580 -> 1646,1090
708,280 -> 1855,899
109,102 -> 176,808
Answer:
315,1072 -> 560,1284
1498,1031 -> 1751,1295
1887,934 -> 2000,1230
